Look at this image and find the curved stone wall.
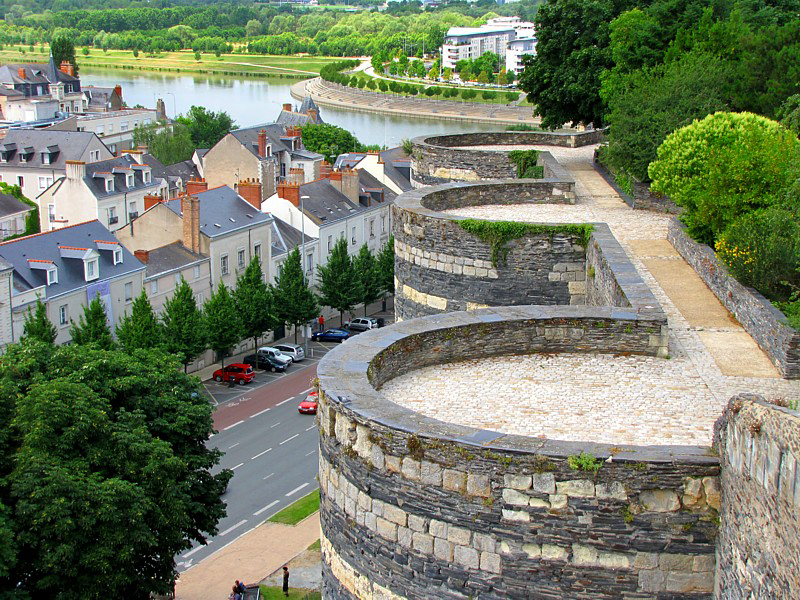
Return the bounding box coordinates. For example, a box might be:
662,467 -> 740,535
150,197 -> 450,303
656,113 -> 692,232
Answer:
393,181 -> 666,341
317,309 -> 719,599
411,132 -> 592,187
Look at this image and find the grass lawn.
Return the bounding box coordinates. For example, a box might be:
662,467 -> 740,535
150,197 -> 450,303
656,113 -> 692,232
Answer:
267,489 -> 320,525
307,539 -> 321,551
259,586 -> 321,599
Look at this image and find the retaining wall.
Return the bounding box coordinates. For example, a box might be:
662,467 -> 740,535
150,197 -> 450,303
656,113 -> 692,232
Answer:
317,309 -> 718,599
668,220 -> 800,378
714,394 -> 800,598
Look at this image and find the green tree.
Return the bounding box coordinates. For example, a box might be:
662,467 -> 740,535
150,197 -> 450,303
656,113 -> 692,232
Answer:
648,111 -> 800,244
21,298 -> 56,345
194,50 -> 201,61
778,94 -> 800,136
233,256 -> 276,350
272,248 -> 318,343
317,237 -> 359,323
203,283 -> 241,368
133,47 -> 139,57
133,122 -> 195,165
81,46 -> 89,56
50,32 -> 78,76
477,70 -> 489,84
442,67 -> 453,81
377,235 -> 395,297
353,244 -> 381,316
162,277 -> 206,372
496,69 -> 508,85
245,19 -> 263,37
69,294 -> 114,349
116,288 -> 161,352
300,123 -> 365,163
176,106 -> 237,149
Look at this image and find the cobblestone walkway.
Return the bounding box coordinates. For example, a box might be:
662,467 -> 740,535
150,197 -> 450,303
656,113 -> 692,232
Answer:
382,145 -> 800,447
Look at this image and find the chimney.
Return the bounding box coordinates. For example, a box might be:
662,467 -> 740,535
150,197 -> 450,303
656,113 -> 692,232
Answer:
288,167 -> 304,185
65,160 -> 86,180
114,85 -> 122,102
185,177 -> 208,196
155,98 -> 166,121
340,168 -> 359,204
237,179 -> 262,210
60,61 -> 74,77
134,249 -> 149,263
122,149 -> 144,164
17,68 -> 25,80
258,129 -> 267,158
319,160 -> 332,179
283,103 -> 292,112
143,194 -> 162,211
181,195 -> 201,254
307,108 -> 317,123
277,181 -> 301,207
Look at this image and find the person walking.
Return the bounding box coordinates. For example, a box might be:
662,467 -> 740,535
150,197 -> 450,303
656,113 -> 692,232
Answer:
282,566 -> 290,597
318,314 -> 325,332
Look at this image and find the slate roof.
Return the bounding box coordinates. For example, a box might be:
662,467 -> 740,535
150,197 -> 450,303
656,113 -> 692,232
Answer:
0,192 -> 31,219
143,241 -> 207,279
358,170 -> 398,204
299,97 -> 320,114
297,180 -> 362,226
0,129 -> 106,170
276,110 -> 317,127
142,154 -> 199,191
0,220 -> 144,296
333,153 -> 365,170
84,155 -> 163,199
271,217 -> 315,259
0,57 -> 80,86
230,123 -> 293,158
165,186 -> 273,239
379,147 -> 413,191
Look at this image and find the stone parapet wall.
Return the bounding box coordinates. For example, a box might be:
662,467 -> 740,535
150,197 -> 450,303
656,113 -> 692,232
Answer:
668,220 -> 800,378
714,394 -> 800,599
316,312 -> 714,599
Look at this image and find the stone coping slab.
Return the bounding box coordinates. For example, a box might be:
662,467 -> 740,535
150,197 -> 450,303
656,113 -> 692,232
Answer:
411,130 -> 606,150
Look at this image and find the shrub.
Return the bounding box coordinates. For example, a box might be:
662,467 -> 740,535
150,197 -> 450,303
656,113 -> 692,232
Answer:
509,149 -> 542,178
506,92 -> 520,102
461,89 -> 477,100
506,124 -> 539,131
482,90 -> 496,100
715,207 -> 800,300
408,86 -> 419,96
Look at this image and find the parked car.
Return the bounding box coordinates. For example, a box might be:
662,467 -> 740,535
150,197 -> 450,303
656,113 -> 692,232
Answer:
256,346 -> 293,368
272,343 -> 305,362
298,391 -> 318,415
311,328 -> 350,343
344,317 -> 379,332
243,354 -> 287,373
212,364 -> 255,385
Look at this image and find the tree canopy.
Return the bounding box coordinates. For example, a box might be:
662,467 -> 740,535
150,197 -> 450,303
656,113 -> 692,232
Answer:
116,288 -> 161,353
69,293 -> 114,349
133,122 -> 195,165
203,283 -> 241,367
233,256 -> 277,349
176,105 -> 237,150
272,248 -> 318,343
21,298 -> 56,345
316,237 -> 359,323
299,124 -> 367,164
161,277 -> 206,372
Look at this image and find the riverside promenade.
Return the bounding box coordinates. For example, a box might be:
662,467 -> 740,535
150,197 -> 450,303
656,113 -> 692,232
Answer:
290,77 -> 540,126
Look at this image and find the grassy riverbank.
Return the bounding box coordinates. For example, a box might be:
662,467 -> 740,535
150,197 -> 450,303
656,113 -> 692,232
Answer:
0,47 -> 341,78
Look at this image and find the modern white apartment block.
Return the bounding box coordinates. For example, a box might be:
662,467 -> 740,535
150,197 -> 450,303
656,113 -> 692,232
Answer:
441,17 -> 537,73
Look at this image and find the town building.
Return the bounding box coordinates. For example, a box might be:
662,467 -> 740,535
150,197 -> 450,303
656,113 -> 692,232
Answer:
333,147 -> 412,195
71,108 -> 161,155
81,85 -> 124,112
0,190 -> 33,240
36,152 -> 168,233
0,58 -> 86,122
441,17 -> 536,73
0,219 -> 146,349
506,37 -> 538,74
276,97 -> 324,127
0,129 -> 112,203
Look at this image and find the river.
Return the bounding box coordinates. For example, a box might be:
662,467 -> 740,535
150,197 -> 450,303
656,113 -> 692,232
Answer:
80,68 -> 500,147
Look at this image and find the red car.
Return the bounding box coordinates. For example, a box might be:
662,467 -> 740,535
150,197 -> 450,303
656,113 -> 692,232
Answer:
298,391 -> 318,415
212,364 -> 255,385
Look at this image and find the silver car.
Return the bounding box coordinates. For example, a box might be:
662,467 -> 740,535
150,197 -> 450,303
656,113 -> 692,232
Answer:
256,346 -> 293,367
272,343 -> 305,362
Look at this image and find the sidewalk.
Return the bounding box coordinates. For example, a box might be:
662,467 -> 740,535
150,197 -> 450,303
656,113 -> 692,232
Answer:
174,513 -> 320,600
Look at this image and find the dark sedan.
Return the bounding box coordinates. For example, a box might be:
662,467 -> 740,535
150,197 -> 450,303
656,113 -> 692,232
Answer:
311,328 -> 350,343
243,354 -> 287,372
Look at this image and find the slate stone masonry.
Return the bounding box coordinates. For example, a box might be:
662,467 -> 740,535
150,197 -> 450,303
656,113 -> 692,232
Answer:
316,311 -> 717,599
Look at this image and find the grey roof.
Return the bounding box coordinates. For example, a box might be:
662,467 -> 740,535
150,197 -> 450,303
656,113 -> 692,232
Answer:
297,179 -> 363,225
0,57 -> 80,86
299,97 -> 319,114
143,241 -> 207,279
0,220 -> 144,296
230,123 -> 293,158
291,149 -> 323,160
379,147 -> 413,191
333,153 -> 365,170
276,110 -> 314,127
270,217 -> 315,259
0,129 -> 106,170
0,192 -> 31,218
358,170 -> 397,204
82,86 -> 114,107
84,154 -> 163,199
165,186 -> 273,239
142,153 -> 199,185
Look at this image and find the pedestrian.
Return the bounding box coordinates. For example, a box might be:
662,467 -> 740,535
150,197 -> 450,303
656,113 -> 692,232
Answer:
318,314 -> 325,332
282,566 -> 289,597
236,580 -> 246,596
232,581 -> 241,600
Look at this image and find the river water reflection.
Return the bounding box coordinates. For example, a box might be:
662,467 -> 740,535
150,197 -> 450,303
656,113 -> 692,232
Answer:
80,68 -> 501,147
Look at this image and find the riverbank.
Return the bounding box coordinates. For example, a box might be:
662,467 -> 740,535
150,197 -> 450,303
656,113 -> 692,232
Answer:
291,77 -> 539,126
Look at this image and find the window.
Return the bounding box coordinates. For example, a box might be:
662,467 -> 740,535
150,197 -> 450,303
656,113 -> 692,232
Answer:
120,121 -> 129,132
369,219 -> 375,237
128,200 -> 137,219
193,265 -> 201,279
107,124 -> 113,133
254,243 -> 262,263
42,153 -> 50,165
96,125 -> 104,135
19,153 -> 27,163
351,226 -> 356,245
150,280 -> 158,294
17,176 -> 23,188
143,170 -> 151,184
113,248 -> 122,265
85,258 -> 98,281
381,215 -> 386,233
124,282 -> 133,302
126,173 -> 134,188
59,304 -> 68,326
38,176 -> 52,190
237,249 -> 245,269
175,273 -> 181,286
47,269 -> 58,285
107,206 -> 118,225
221,254 -> 229,275
105,179 -> 114,193
90,150 -> 100,162
327,235 -> 332,253
195,292 -> 203,304
48,204 -> 55,222
306,252 -> 314,275
144,118 -> 151,126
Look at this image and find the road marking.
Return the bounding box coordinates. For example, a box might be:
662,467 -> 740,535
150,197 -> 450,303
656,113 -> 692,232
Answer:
181,544 -> 208,559
305,425 -> 316,431
250,407 -> 271,418
223,420 -> 244,431
305,450 -> 316,457
276,398 -> 292,406
218,519 -> 248,537
270,422 -> 281,428
253,500 -> 280,516
251,448 -> 273,460
285,483 -> 309,497
263,472 -> 275,480
231,462 -> 244,471
301,387 -> 313,394
279,434 -> 299,445
228,443 -> 240,449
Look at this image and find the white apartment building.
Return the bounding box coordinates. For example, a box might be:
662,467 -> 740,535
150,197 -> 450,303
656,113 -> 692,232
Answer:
441,18 -> 537,73
506,37 -> 538,74
73,109 -> 160,155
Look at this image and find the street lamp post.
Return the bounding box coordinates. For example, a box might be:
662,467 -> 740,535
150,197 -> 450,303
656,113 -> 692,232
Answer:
300,195 -> 310,358
166,92 -> 177,118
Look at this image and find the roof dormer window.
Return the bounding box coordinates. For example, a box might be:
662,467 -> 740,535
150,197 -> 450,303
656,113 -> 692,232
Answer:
126,173 -> 134,188
84,258 -> 99,281
106,179 -> 114,192
42,153 -> 50,164
113,248 -> 123,265
143,170 -> 151,184
47,268 -> 58,285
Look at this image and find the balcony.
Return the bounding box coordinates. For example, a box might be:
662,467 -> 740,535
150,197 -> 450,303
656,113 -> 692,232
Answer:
108,216 -> 119,225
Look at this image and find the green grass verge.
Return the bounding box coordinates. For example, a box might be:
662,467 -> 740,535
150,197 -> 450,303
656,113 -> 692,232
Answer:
307,539 -> 321,551
259,586 -> 321,600
267,489 -> 320,525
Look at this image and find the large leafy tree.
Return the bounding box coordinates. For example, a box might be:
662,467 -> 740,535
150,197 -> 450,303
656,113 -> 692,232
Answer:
299,123 -> 366,163
69,293 -> 114,349
162,277 -> 206,372
116,289 -> 161,352
203,283 -> 241,368
176,105 -> 237,149
233,256 -> 276,350
272,248 -> 318,343
352,244 -> 381,316
133,122 -> 195,165
0,340 -> 228,598
377,235 -> 395,298
50,32 -> 78,76
317,237 -> 360,323
21,298 -> 56,345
